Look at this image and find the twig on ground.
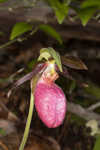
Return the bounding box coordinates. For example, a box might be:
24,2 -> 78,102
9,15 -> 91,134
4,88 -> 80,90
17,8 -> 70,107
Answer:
67,102 -> 100,125
0,101 -> 20,122
0,141 -> 8,150
0,119 -> 16,137
87,102 -> 100,111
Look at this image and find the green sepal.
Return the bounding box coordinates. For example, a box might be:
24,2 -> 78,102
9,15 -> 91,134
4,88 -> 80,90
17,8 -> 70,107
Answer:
38,47 -> 63,72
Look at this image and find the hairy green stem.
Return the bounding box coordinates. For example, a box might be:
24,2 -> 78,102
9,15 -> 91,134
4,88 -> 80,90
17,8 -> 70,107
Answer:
19,90 -> 34,150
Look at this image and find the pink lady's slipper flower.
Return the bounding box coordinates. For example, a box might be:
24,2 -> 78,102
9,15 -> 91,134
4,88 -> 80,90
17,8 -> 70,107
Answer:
8,48 -> 87,150
34,60 -> 67,128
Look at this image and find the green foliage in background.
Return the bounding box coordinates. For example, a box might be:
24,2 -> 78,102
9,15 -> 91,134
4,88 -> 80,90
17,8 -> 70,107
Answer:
1,0 -> 100,26
46,0 -> 69,24
84,82 -> 100,100
0,128 -> 6,136
93,136 -> 100,150
0,0 -> 99,49
46,0 -> 100,26
0,0 -> 8,2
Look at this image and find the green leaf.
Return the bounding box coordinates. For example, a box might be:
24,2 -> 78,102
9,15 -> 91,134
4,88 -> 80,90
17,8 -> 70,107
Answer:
39,24 -> 63,44
47,0 -> 69,24
93,136 -> 100,150
77,0 -> 100,25
76,7 -> 97,26
10,22 -> 33,40
82,0 -> 100,8
55,4 -> 69,24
